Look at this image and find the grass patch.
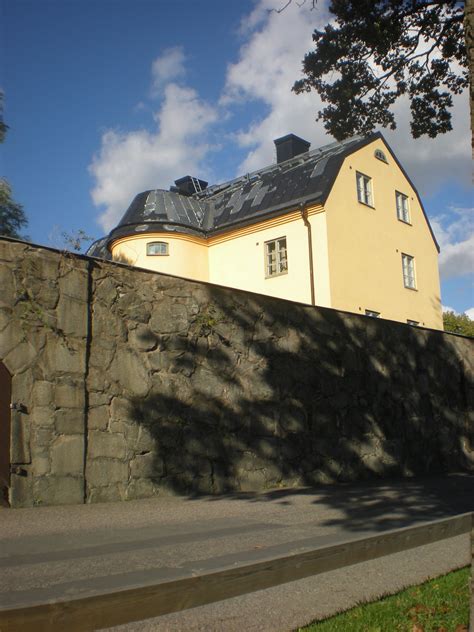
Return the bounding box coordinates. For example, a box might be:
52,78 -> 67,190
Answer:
299,566 -> 470,632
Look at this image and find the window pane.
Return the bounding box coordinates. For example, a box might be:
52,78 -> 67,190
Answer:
267,255 -> 276,275
357,174 -> 364,202
402,197 -> 409,221
278,238 -> 287,273
365,179 -> 372,206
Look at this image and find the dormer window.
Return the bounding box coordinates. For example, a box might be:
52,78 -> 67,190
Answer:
374,149 -> 388,163
147,241 -> 169,256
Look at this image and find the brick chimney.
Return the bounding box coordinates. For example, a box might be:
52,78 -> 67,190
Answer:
173,176 -> 208,196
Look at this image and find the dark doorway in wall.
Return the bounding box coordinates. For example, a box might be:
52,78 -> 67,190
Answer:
0,362 -> 11,507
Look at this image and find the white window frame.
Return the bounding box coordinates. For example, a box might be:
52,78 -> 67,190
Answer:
147,241 -> 169,256
265,237 -> 288,278
365,309 -> 380,318
356,172 -> 373,207
402,253 -> 416,289
396,191 -> 410,224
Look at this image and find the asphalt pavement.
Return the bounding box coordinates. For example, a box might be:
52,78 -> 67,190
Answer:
0,473 -> 473,631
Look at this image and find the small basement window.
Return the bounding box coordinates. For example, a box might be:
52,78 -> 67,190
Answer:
365,309 -> 380,318
374,149 -> 388,163
147,241 -> 169,256
407,319 -> 419,326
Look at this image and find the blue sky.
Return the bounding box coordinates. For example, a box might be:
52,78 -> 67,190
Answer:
2,0 -> 472,315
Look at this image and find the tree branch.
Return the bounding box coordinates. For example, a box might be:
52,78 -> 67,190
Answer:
269,0 -> 317,14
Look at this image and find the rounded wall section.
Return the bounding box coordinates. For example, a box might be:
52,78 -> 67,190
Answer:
111,234 -> 209,282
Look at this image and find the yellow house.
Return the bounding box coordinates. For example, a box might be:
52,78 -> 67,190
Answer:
89,133 -> 442,329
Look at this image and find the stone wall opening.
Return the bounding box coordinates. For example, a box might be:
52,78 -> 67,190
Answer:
0,361 -> 11,506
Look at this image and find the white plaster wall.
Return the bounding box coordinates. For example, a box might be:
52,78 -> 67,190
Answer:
208,217 -> 316,305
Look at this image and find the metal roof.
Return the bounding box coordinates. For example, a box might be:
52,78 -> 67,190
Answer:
86,132 -> 439,258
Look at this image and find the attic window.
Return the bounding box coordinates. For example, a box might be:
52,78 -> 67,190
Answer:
374,149 -> 388,163
147,241 -> 169,256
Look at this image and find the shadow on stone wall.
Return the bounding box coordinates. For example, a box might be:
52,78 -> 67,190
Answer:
127,283 -> 473,501
2,240 -> 472,509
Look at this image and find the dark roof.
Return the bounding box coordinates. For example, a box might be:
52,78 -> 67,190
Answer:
86,132 -> 439,257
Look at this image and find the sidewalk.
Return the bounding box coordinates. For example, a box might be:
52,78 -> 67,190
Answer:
1,473 -> 473,631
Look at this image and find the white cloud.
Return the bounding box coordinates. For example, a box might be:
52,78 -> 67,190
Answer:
443,305 -> 474,319
221,0 -> 332,173
442,305 -> 457,313
90,84 -> 217,232
222,0 -> 470,187
431,206 -> 474,279
381,93 -> 471,194
151,47 -> 186,96
438,234 -> 474,279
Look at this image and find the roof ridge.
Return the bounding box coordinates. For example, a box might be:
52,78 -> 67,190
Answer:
195,133 -> 368,201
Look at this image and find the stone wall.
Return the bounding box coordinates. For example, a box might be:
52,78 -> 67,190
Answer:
0,240 -> 89,505
1,238 -> 473,506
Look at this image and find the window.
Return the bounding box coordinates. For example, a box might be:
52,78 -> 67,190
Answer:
147,241 -> 169,256
265,237 -> 288,277
396,192 -> 410,223
374,149 -> 388,163
365,310 -> 380,318
402,253 -> 416,289
407,320 -> 419,326
356,172 -> 373,206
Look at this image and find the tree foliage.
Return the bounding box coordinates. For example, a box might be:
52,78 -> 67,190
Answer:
0,180 -> 28,239
0,92 -> 7,146
292,0 -> 468,140
61,229 -> 95,252
0,118 -> 7,144
0,93 -> 27,238
443,311 -> 474,337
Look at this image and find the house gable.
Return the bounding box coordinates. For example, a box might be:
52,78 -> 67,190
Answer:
323,135 -> 442,328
